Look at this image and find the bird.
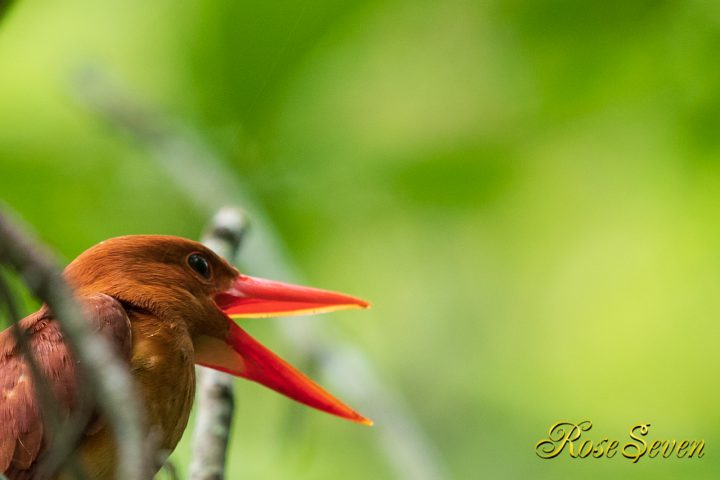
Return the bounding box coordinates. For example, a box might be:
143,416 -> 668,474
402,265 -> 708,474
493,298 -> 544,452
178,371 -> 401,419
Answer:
0,235 -> 370,479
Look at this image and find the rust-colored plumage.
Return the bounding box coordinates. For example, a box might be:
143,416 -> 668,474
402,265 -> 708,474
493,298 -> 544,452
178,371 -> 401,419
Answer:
0,235 -> 369,479
0,294 -> 131,479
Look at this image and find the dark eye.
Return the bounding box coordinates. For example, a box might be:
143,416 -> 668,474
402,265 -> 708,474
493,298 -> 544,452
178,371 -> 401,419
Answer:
188,253 -> 211,279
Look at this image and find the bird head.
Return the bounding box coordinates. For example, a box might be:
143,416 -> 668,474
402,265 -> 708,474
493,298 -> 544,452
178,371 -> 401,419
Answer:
64,235 -> 371,425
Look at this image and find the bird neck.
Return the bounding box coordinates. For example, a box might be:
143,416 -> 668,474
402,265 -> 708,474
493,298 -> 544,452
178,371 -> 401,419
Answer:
127,309 -> 197,451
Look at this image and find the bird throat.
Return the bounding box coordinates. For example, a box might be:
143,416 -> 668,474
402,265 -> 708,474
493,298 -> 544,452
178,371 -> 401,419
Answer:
78,310 -> 196,478
129,312 -> 197,449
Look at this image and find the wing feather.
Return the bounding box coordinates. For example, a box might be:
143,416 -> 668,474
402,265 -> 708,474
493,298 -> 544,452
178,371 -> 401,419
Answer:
0,294 -> 131,477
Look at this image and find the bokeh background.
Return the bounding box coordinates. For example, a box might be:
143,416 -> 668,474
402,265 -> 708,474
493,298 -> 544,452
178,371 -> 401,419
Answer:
2,1 -> 720,478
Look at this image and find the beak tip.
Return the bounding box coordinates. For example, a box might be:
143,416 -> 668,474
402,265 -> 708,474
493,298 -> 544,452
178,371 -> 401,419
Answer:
347,410 -> 374,426
360,417 -> 374,426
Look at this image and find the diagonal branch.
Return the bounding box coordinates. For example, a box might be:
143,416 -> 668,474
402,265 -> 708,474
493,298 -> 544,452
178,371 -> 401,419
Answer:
0,271 -> 88,479
0,207 -> 148,480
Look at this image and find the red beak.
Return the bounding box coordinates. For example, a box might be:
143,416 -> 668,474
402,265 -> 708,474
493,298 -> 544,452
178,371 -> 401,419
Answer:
195,275 -> 372,425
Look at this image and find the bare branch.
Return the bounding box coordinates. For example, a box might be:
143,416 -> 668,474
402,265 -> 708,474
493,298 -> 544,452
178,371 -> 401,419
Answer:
0,207 -> 148,480
0,271 -> 61,432
0,271 -> 86,479
188,207 -> 249,480
0,277 -> 91,479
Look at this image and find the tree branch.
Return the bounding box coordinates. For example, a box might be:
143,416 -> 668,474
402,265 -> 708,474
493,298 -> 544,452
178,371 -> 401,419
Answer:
189,207 -> 249,480
0,271 -> 89,479
0,207 -> 148,480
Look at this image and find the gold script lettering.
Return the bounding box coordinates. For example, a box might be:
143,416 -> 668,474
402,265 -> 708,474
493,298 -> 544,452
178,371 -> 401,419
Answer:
535,421 -> 593,459
622,423 -> 650,463
687,440 -> 705,458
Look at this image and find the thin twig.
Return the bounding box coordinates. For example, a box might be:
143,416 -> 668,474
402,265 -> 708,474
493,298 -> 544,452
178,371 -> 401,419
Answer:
189,207 -> 250,480
0,271 -> 61,433
0,271 -> 88,479
0,207 -> 148,480
74,71 -> 450,480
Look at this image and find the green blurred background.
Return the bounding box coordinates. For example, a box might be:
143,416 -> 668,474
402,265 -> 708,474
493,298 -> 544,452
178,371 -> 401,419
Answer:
2,0 -> 720,478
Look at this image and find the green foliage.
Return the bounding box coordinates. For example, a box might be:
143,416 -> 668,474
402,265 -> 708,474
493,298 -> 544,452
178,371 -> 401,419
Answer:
2,0 -> 720,478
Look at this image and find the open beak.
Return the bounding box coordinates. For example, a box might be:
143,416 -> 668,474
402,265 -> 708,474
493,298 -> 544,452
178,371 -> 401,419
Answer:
196,275 -> 372,425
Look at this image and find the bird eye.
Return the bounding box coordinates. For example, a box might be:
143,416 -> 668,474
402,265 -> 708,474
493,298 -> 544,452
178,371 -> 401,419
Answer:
187,253 -> 211,279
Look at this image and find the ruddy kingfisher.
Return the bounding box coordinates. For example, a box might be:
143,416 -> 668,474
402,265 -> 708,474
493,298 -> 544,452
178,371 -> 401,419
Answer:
0,235 -> 370,479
